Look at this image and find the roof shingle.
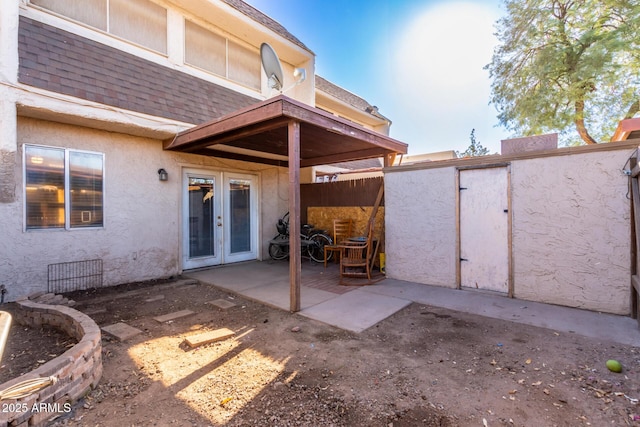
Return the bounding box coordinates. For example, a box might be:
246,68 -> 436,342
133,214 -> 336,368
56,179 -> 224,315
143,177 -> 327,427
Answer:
18,16 -> 259,125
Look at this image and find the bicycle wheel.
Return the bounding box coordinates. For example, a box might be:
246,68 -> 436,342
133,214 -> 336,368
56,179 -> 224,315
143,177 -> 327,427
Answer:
268,240 -> 289,260
307,233 -> 332,263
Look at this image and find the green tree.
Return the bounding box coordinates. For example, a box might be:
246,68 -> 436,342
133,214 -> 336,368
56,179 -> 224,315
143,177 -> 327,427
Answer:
486,0 -> 640,145
457,129 -> 490,158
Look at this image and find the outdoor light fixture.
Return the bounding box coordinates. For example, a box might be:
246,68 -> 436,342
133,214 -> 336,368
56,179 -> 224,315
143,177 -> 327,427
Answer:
158,168 -> 168,181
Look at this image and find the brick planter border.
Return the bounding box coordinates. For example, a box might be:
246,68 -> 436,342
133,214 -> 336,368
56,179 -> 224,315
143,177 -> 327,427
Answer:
0,300 -> 102,427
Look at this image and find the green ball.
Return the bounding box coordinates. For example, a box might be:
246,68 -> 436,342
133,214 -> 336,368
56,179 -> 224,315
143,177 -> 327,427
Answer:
606,359 -> 622,373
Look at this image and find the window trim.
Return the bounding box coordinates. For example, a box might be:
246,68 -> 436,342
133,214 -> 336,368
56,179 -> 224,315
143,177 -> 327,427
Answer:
23,144 -> 105,232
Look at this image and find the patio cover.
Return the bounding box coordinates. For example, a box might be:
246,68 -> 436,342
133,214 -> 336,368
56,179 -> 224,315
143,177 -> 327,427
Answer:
164,94 -> 408,312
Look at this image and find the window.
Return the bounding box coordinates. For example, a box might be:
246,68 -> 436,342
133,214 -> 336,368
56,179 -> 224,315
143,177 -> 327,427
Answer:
24,145 -> 104,230
31,0 -> 167,54
185,19 -> 260,90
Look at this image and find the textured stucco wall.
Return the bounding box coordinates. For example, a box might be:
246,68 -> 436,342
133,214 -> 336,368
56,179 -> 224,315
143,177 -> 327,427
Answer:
511,150 -> 631,314
1,117 -> 283,301
384,167 -> 457,287
384,146 -> 633,315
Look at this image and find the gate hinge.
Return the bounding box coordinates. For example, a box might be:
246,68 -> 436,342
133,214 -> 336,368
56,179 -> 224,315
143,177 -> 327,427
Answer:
460,258 -> 468,262
459,187 -> 468,191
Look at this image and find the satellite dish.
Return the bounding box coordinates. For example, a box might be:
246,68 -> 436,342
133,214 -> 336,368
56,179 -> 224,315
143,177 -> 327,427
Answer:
260,43 -> 284,92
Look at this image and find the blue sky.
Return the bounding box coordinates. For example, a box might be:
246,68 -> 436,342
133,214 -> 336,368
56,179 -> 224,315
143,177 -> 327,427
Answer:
246,0 -> 512,155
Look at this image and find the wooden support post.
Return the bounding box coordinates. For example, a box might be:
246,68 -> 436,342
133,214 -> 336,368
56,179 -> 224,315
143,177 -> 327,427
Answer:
288,120 -> 301,313
630,153 -> 640,323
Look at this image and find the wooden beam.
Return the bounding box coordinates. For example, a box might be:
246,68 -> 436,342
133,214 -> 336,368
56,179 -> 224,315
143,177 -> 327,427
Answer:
301,147 -> 391,168
288,120 -> 301,313
190,148 -> 288,167
166,118 -> 289,152
163,101 -> 285,150
384,153 -> 397,168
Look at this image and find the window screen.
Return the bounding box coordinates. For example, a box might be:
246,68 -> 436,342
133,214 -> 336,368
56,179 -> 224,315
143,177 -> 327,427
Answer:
228,40 -> 260,89
31,0 -> 107,30
109,0 -> 167,54
185,20 -> 226,77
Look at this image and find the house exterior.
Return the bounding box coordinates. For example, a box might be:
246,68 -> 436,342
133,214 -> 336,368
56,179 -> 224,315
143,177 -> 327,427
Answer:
0,0 -> 398,301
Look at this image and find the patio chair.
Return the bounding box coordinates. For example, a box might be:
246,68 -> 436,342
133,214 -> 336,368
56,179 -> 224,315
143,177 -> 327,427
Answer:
323,218 -> 353,267
338,221 -> 383,285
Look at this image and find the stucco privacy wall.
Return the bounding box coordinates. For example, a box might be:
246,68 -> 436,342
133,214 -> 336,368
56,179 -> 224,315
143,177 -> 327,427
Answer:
511,149 -> 630,313
384,142 -> 636,315
1,117 -> 285,301
384,167 -> 457,287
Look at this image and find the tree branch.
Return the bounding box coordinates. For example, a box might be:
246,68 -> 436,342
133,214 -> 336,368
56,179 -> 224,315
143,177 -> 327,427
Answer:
574,99 -> 598,144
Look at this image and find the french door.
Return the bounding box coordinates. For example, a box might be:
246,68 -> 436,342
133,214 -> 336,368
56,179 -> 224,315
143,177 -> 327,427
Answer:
182,169 -> 258,269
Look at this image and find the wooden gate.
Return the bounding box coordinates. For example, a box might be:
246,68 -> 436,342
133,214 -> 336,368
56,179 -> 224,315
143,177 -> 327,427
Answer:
458,166 -> 512,295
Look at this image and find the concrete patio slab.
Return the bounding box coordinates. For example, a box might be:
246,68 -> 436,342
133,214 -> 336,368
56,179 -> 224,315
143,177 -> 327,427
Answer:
187,262 -> 287,293
102,322 -> 143,341
242,280 -> 338,311
300,288 -> 412,333
185,262 -> 640,346
367,279 -> 640,346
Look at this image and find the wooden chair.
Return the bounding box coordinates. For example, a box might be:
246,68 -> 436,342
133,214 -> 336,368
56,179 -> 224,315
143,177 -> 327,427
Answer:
323,218 -> 353,267
338,221 -> 383,285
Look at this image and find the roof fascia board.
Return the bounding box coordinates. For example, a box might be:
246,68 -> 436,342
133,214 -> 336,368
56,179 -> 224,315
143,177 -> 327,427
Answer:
315,90 -> 388,128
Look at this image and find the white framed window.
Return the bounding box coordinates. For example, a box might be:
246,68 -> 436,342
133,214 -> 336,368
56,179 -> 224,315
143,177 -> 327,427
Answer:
30,0 -> 167,54
24,145 -> 104,230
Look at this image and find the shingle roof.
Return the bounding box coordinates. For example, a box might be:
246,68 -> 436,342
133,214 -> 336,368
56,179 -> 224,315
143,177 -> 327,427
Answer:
221,0 -> 312,53
315,75 -> 390,122
18,16 -> 259,125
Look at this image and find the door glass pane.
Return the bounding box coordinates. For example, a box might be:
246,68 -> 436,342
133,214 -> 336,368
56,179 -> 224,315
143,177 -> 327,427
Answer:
229,179 -> 251,253
188,177 -> 215,258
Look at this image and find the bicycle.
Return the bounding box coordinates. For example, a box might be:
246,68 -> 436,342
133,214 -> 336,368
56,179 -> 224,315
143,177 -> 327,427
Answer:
268,212 -> 333,263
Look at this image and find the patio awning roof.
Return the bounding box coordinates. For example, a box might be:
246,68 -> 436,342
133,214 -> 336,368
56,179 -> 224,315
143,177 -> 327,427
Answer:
163,94 -> 408,167
163,94 -> 407,313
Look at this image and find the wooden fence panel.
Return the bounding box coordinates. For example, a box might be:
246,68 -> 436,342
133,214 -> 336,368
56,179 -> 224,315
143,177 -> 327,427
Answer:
300,177 -> 384,224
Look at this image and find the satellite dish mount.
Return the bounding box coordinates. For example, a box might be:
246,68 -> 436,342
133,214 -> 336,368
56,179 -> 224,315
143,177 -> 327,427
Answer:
260,42 -> 306,94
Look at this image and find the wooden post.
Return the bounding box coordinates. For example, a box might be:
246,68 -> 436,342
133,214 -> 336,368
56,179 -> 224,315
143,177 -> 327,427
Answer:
630,152 -> 640,324
288,120 -> 301,312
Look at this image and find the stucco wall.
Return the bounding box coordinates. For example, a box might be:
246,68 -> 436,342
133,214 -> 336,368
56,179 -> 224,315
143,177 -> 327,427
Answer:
384,144 -> 634,315
511,150 -> 631,314
384,167 -> 457,287
1,117 -> 284,301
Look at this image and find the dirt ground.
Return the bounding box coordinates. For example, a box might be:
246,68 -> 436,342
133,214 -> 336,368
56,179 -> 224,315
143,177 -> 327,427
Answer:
3,278 -> 640,426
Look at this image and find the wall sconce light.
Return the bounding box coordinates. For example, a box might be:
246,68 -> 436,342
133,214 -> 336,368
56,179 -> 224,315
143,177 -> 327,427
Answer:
158,168 -> 168,181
